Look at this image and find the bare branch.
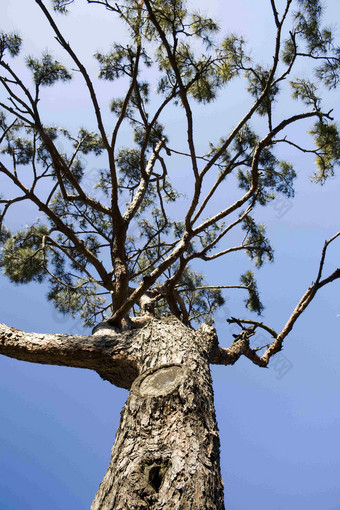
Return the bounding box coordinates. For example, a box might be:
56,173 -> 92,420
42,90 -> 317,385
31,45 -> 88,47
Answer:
316,231 -> 340,282
111,45 -> 142,151
212,232 -> 339,368
123,138 -> 166,223
35,0 -> 110,149
143,0 -> 199,181
226,317 -> 278,338
0,195 -> 28,224
178,285 -> 250,293
261,232 -> 340,363
0,61 -> 38,116
270,0 -> 280,28
192,153 -> 248,225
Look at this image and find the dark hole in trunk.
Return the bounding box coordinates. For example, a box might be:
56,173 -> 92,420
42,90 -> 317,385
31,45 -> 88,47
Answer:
149,465 -> 163,492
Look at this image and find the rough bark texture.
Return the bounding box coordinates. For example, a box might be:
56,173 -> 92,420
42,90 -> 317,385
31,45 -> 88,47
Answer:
91,317 -> 225,510
0,323 -> 139,389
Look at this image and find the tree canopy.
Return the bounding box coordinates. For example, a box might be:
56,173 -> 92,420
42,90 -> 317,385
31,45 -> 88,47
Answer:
1,0 -> 339,351
0,1 -> 340,325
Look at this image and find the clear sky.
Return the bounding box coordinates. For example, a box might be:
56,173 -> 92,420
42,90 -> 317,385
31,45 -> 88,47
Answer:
0,1 -> 340,509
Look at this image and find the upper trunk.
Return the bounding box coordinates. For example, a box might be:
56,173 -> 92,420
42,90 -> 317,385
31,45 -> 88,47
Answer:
91,316 -> 225,510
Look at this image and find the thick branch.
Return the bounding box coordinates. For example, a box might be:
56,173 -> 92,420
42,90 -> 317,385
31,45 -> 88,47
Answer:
0,323 -> 139,389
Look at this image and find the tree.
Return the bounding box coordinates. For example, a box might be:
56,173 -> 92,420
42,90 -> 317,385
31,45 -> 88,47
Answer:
1,0 -> 339,508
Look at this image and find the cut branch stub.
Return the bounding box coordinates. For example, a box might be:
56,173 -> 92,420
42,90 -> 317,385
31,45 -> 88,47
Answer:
136,364 -> 188,398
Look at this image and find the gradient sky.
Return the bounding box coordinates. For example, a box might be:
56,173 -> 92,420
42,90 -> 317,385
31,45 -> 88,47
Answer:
1,1 -> 340,509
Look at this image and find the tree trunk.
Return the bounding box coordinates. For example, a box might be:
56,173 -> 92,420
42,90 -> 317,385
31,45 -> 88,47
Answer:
0,316 -> 226,509
91,317 -> 225,509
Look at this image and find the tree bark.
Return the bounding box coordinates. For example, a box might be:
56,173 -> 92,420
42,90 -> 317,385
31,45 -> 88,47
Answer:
1,317 -> 225,508
91,317 -> 225,510
0,322 -> 139,389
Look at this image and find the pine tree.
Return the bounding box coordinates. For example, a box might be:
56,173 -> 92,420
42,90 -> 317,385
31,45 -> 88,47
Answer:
1,1 -> 339,508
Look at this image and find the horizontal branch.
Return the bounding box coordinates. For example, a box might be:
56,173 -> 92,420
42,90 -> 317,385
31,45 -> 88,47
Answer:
0,322 -> 139,389
178,285 -> 250,292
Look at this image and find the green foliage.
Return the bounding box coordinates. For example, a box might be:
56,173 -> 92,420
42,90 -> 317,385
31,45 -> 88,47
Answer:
117,147 -> 142,191
52,0 -> 74,14
315,46 -> 340,89
0,224 -> 10,244
240,270 -> 263,315
0,122 -> 87,187
241,216 -> 273,268
0,111 -> 6,130
95,45 -> 151,80
274,162 -> 297,196
47,279 -> 105,327
1,0 -> 339,329
197,221 -> 225,252
258,153 -> 296,201
0,31 -> 22,59
147,0 -> 187,35
291,0 -> 340,88
218,34 -> 249,81
156,32 -> 248,103
190,12 -> 219,47
290,79 -> 320,109
281,37 -> 296,66
247,66 -> 280,116
0,218 -> 107,326
26,53 -> 72,86
309,120 -> 340,183
233,125 -> 257,159
133,121 -> 167,147
236,127 -> 296,205
0,225 -> 50,284
157,42 -> 218,103
76,129 -> 105,155
1,136 -> 34,165
294,0 -> 331,55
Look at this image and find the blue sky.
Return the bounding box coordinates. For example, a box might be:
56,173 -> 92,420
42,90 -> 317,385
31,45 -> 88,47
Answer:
0,1 -> 340,509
